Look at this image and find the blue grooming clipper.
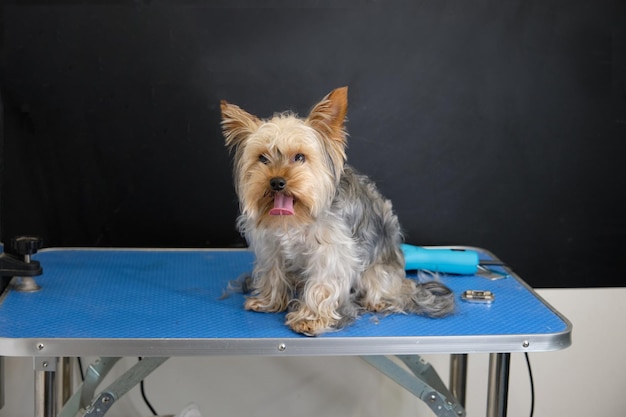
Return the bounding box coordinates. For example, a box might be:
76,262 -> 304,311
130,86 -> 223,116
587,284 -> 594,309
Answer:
401,244 -> 479,275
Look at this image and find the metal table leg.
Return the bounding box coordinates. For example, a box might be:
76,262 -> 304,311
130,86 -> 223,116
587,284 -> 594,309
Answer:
486,353 -> 511,417
449,354 -> 467,407
1,356 -> 4,410
57,358 -> 73,414
34,357 -> 57,417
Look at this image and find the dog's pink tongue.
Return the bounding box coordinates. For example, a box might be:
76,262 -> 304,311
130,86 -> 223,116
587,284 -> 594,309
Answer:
269,194 -> 294,216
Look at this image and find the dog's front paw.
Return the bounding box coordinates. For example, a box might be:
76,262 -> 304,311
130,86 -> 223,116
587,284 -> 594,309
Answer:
285,310 -> 337,336
288,319 -> 328,337
244,296 -> 287,313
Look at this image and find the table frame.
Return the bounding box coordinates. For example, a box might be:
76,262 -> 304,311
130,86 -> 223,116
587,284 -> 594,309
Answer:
0,247 -> 572,417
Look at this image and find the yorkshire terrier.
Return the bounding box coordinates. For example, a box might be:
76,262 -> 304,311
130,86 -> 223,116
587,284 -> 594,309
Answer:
220,87 -> 454,336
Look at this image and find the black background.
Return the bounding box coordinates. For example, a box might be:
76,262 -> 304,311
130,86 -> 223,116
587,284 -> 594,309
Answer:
1,0 -> 624,287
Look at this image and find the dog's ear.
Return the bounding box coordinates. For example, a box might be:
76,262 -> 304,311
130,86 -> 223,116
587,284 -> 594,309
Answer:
220,100 -> 261,151
306,86 -> 348,143
307,87 -> 349,170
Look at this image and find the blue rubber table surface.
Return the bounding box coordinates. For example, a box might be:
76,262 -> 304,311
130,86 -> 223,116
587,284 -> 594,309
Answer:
0,248 -> 571,357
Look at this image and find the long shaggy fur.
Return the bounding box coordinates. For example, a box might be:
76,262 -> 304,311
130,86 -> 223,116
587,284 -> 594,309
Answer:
220,87 -> 454,336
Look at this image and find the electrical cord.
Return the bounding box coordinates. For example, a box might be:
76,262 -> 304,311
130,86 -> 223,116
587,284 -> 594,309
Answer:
525,352 -> 535,417
140,380 -> 158,416
77,357 -> 85,382
138,357 -> 158,416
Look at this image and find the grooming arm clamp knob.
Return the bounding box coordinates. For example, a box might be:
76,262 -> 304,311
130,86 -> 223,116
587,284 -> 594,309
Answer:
0,236 -> 44,292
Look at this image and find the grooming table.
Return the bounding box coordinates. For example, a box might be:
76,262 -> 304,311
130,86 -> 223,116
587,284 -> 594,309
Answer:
0,247 -> 571,417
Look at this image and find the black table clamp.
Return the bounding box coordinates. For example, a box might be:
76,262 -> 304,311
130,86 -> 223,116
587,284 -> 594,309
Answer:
0,236 -> 44,294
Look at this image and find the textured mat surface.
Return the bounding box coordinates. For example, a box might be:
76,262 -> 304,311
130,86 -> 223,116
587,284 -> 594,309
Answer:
0,248 -> 568,341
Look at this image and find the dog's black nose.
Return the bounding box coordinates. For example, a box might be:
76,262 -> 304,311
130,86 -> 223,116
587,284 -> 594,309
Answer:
269,177 -> 287,191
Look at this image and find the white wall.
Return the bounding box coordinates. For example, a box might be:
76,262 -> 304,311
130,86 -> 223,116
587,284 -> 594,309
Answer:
1,288 -> 625,417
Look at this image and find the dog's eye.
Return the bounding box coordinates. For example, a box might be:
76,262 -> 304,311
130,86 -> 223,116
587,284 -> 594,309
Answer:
258,155 -> 269,164
294,153 -> 306,163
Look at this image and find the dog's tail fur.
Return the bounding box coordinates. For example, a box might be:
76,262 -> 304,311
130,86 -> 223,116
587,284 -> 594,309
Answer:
402,279 -> 456,317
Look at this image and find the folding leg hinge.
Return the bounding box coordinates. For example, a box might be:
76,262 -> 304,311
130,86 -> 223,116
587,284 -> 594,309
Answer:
58,357 -> 168,417
362,355 -> 465,417
82,391 -> 116,417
